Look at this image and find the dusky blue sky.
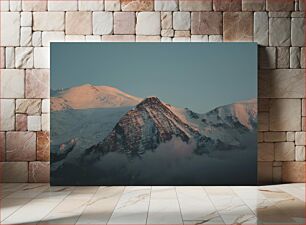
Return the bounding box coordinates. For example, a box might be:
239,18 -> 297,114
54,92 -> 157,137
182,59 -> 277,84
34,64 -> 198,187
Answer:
51,43 -> 257,113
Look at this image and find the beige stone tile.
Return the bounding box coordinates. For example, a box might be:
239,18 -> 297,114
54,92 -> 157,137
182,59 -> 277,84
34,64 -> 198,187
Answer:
16,99 -> 41,115
295,132 -> 305,145
282,162 -> 305,182
48,0 -> 78,11
269,18 -> 291,46
121,0 -> 153,11
1,12 -> 20,46
191,12 -> 222,35
29,161 -> 50,183
15,47 -> 33,68
6,131 -> 36,161
254,12 -> 268,46
105,0 -> 120,11
1,0 -> 9,11
66,12 -> 92,35
42,31 -> 65,47
136,35 -> 161,42
161,29 -> 174,37
78,0 -> 104,11
20,27 -> 32,47
22,0 -> 47,11
33,12 -> 65,31
155,0 -> 178,11
258,143 -> 274,161
175,30 -> 190,37
34,47 -> 50,68
0,69 -> 24,98
5,47 -> 15,68
264,132 -> 286,142
161,12 -> 172,29
291,18 -> 304,47
208,35 -> 223,42
173,12 -> 190,31
266,0 -> 294,11
295,146 -> 305,161
223,12 -> 253,42
191,35 -> 208,42
161,37 -> 172,42
290,47 -> 301,69
269,99 -> 301,131
0,99 -> 15,131
179,0 -> 212,11
93,12 -> 113,35
276,47 -> 289,69
286,132 -> 295,142
0,162 -> 28,182
21,12 -> 32,26
32,31 -> 42,47
213,0 -> 242,11
242,0 -> 265,11
16,114 -> 27,131
114,12 -> 135,35
27,115 -> 41,131
25,69 -> 50,98
259,69 -> 304,98
42,99 -> 50,113
274,142 -> 295,161
136,12 -> 160,35
41,113 -> 50,131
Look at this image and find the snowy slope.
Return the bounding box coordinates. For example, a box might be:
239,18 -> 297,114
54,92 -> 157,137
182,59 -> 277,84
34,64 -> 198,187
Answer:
51,84 -> 142,111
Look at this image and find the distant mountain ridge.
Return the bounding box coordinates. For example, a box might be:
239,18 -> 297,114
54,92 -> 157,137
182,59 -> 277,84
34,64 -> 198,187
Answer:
82,96 -> 257,160
51,84 -> 142,111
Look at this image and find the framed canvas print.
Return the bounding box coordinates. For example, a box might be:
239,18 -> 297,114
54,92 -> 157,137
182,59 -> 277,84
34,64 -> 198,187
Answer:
50,43 -> 257,185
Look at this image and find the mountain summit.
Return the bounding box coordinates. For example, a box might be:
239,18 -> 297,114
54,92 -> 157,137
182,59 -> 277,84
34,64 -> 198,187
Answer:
84,97 -> 214,157
51,84 -> 142,111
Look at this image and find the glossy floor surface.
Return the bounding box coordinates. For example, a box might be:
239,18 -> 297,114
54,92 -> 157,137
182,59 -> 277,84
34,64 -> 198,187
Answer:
0,183 -> 305,224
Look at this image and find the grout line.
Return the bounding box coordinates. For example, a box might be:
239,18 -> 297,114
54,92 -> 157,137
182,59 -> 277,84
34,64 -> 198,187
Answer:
145,186 -> 152,225
105,186 -> 126,225
174,186 -> 185,224
75,186 -> 100,224
202,186 -> 227,225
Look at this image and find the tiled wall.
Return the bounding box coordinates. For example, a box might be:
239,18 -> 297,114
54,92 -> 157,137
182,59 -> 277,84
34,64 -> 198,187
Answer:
0,0 -> 305,184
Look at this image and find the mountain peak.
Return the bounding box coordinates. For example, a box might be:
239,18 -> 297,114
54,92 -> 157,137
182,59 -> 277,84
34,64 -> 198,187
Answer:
137,96 -> 162,106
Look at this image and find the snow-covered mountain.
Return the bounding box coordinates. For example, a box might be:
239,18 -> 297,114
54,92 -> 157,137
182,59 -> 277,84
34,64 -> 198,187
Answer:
167,98 -> 257,147
84,97 -> 215,157
82,97 -> 257,159
51,84 -> 142,111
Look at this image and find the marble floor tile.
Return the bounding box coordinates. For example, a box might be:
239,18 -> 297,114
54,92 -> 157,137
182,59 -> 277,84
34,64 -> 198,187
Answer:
176,187 -> 216,221
108,186 -> 151,224
0,183 -> 304,225
2,198 -> 63,224
0,197 -> 32,221
147,186 -> 183,224
76,186 -> 124,224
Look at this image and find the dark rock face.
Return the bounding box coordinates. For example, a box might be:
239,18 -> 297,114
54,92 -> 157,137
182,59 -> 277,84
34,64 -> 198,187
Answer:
85,97 -> 213,157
